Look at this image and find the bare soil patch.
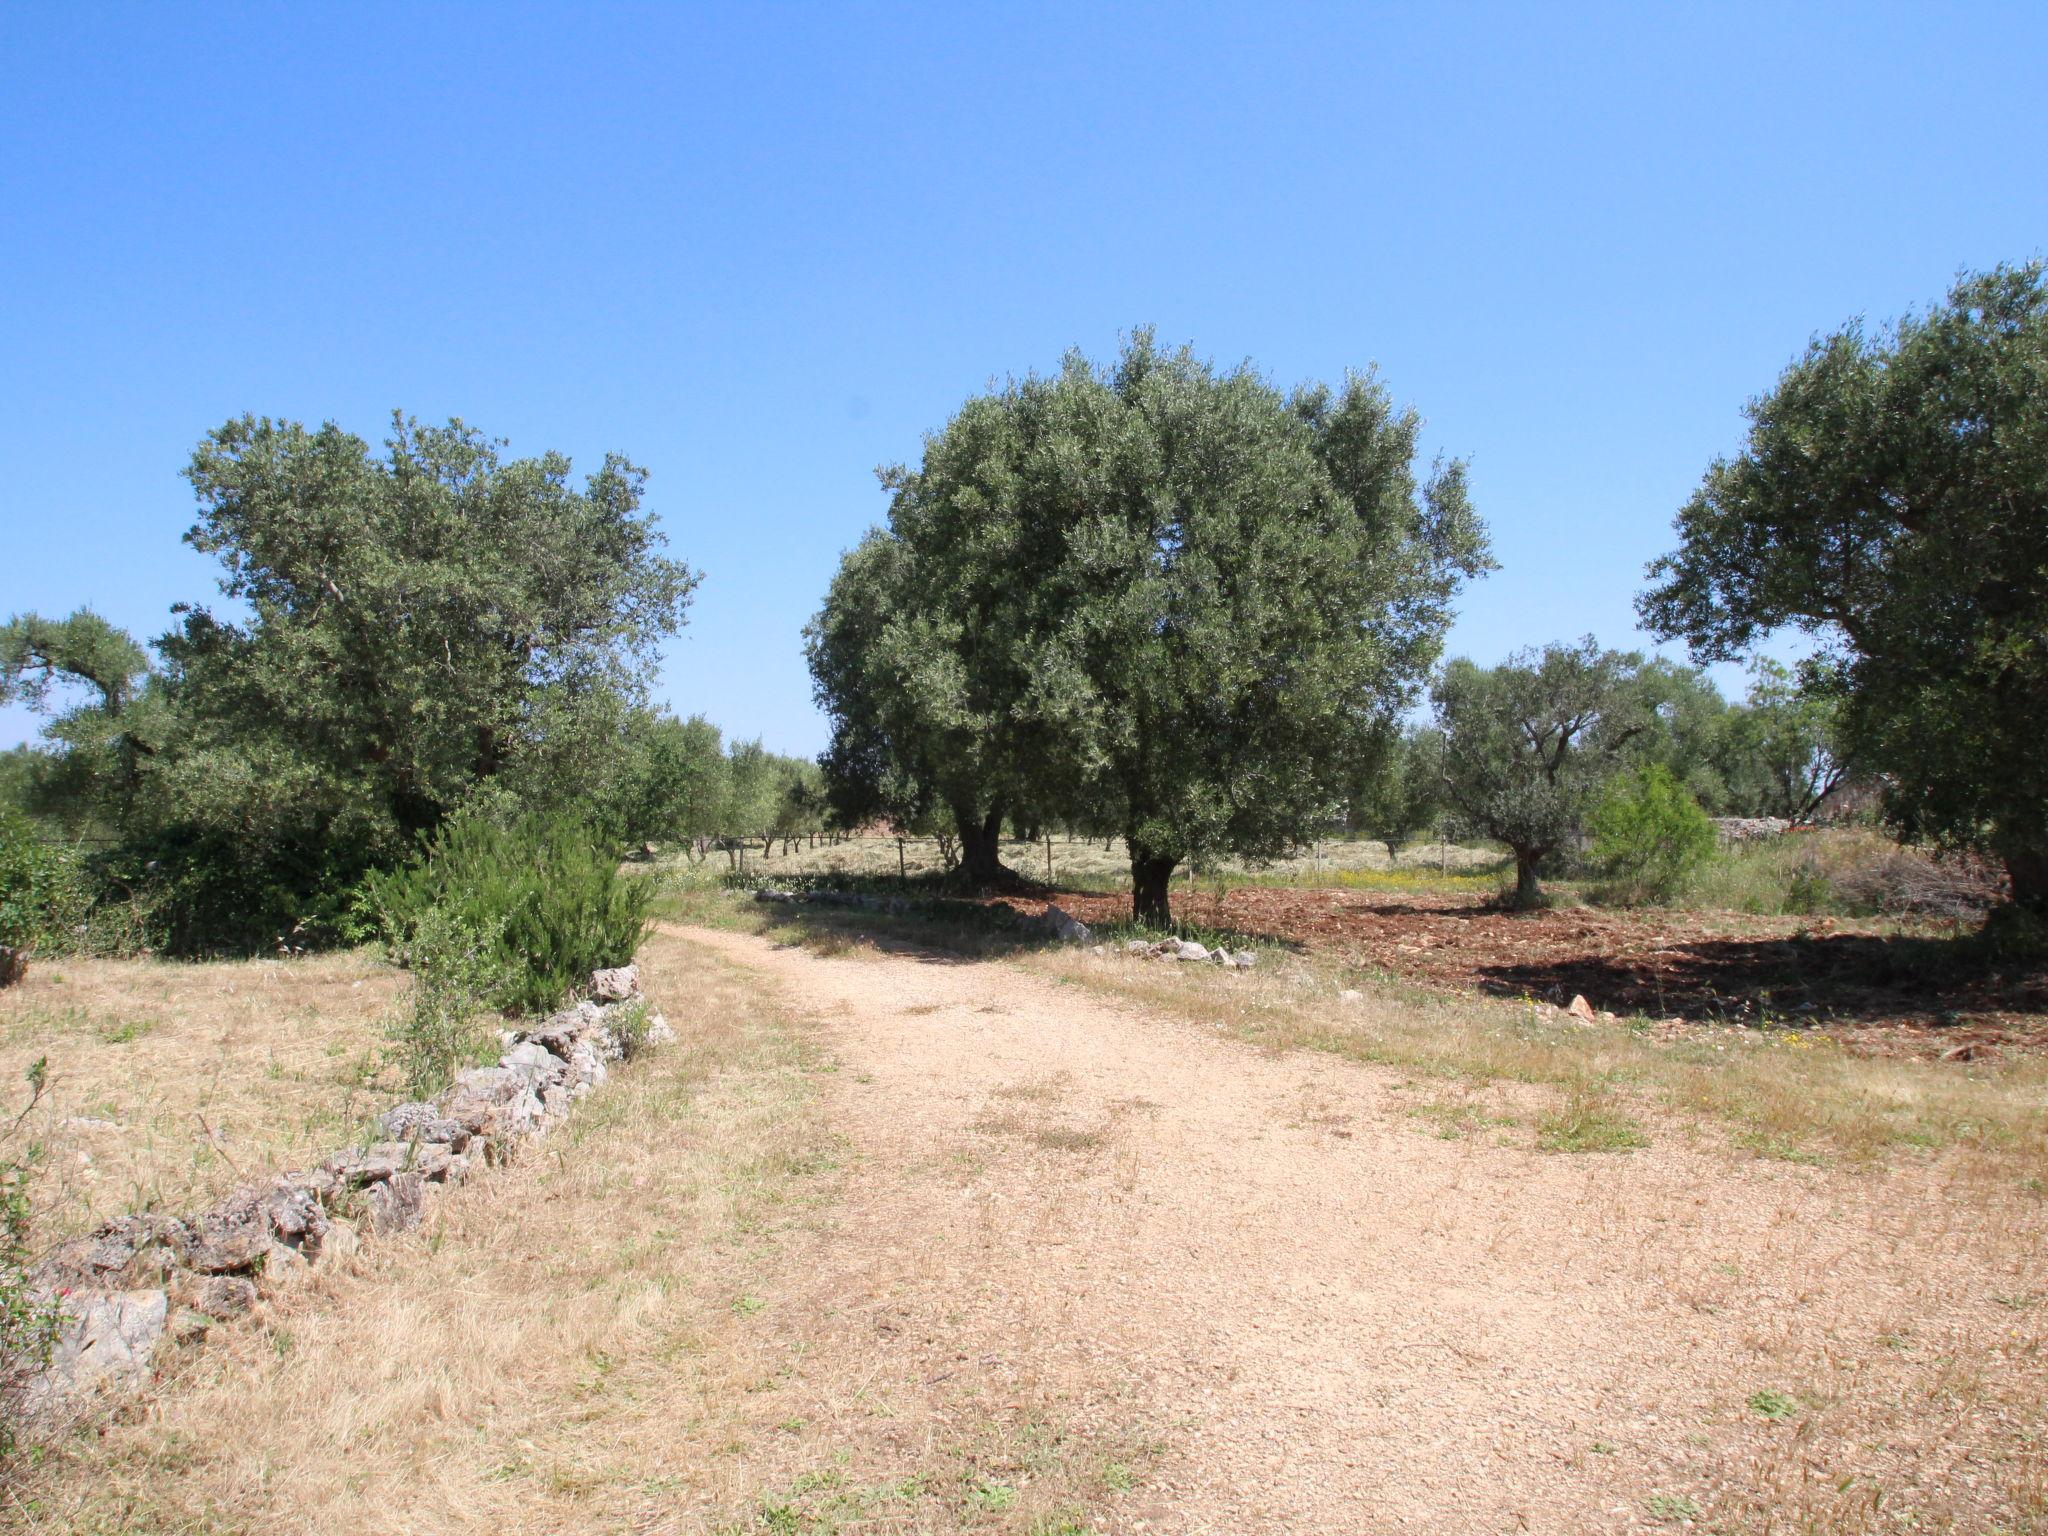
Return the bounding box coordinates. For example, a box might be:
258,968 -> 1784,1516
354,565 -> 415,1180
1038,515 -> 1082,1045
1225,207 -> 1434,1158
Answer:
992,887 -> 2048,1057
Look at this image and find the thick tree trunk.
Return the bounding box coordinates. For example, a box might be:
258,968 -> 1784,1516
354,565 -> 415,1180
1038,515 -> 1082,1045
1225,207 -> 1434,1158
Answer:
1131,847 -> 1177,928
1513,849 -> 1545,909
954,802 -> 1009,887
2000,841 -> 2048,915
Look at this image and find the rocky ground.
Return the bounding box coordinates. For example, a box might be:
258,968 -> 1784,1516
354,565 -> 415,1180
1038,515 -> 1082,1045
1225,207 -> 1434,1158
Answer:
987,887 -> 2048,1058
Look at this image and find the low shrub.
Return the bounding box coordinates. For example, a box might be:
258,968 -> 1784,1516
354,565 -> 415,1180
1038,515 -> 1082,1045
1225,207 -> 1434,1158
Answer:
1589,766 -> 1716,906
0,809 -> 91,985
361,813 -> 653,1016
385,907 -> 511,1096
1681,828 -> 2002,920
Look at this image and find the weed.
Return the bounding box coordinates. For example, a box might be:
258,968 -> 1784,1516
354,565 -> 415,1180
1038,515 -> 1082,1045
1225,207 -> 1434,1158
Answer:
1647,1493 -> 1702,1521
1748,1387 -> 1800,1422
1536,1086 -> 1647,1153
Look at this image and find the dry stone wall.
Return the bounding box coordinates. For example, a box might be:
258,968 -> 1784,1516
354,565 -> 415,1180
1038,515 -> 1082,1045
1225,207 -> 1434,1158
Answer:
14,967 -> 672,1426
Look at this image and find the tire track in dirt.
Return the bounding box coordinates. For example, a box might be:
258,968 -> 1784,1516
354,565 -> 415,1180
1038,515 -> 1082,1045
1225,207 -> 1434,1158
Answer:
669,922 -> 2034,1535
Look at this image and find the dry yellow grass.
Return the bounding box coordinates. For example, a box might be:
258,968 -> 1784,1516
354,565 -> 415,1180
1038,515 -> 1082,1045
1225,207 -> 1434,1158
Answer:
3,929 -> 1136,1536
0,951 -> 406,1240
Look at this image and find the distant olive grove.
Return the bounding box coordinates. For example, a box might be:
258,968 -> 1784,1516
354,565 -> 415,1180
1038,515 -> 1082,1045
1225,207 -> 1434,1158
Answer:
6,262 -> 2046,953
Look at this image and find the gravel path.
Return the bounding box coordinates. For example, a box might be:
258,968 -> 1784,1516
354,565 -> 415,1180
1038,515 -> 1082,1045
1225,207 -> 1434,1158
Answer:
671,922 -> 2034,1535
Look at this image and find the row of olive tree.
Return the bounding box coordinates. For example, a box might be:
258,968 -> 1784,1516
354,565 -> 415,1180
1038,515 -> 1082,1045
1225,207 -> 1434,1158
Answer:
806,331 -> 1495,924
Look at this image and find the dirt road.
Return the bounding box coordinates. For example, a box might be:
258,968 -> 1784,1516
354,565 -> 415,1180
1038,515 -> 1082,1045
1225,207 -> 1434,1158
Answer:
674,922 -> 2036,1534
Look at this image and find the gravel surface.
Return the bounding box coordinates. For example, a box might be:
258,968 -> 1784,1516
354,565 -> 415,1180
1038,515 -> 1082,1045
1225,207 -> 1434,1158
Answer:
675,922 -> 2043,1534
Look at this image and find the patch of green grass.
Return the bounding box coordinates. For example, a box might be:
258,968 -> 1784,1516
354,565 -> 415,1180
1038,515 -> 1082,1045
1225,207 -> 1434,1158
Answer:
1536,1086 -> 1647,1153
970,1481 -> 1017,1511
1731,1128 -> 1827,1166
1748,1387 -> 1800,1422
1406,1097 -> 1518,1141
1646,1493 -> 1703,1522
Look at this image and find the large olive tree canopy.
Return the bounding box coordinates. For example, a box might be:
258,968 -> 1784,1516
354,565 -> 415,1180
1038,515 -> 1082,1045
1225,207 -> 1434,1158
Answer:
808,331 -> 1491,923
1640,264 -> 2048,913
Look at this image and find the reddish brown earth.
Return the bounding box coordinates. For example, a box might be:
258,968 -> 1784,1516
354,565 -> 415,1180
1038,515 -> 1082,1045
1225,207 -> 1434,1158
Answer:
988,887 -> 2048,1058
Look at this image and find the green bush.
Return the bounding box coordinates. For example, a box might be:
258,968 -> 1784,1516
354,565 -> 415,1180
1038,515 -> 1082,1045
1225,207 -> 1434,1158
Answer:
0,808 -> 90,984
1589,765 -> 1715,905
385,906 -> 510,1096
361,813 -> 652,1016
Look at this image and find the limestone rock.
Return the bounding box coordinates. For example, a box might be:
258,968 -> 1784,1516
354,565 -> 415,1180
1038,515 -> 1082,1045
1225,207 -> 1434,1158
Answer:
1042,904 -> 1093,943
363,1172 -> 426,1234
327,1141 -> 455,1187
27,1289 -> 167,1412
378,1102 -> 468,1147
589,965 -> 640,1001
643,1011 -> 676,1046
33,1214 -> 179,1293
1566,994 -> 1598,1025
177,1273 -> 257,1320
179,1178 -> 328,1275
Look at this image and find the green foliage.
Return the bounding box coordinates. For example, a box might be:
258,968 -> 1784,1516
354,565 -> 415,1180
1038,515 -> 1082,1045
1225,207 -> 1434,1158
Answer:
385,906 -> 509,1097
1716,658 -> 1847,821
1589,764 -> 1716,905
808,330 -> 1492,919
0,609 -> 156,836
1347,726 -> 1445,856
0,808 -> 90,983
1433,638 -> 1654,908
4,417 -> 698,955
362,813 -> 653,1016
1641,263 -> 2048,911
601,711 -> 730,847
1,1057 -> 59,1454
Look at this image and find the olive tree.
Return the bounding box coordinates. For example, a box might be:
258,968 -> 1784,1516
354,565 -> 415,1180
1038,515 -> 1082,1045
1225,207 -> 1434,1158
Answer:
1432,639 -> 1653,908
809,331 -> 1490,923
1640,264 -> 2048,911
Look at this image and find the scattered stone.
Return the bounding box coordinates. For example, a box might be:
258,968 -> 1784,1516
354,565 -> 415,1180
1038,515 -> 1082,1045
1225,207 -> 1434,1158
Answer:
1042,903 -> 1093,943
1170,939 -> 1211,962
363,1172 -> 426,1234
1566,995 -> 1598,1024
1124,939 -> 1153,955
1338,989 -> 1364,1004
644,1011 -> 676,1046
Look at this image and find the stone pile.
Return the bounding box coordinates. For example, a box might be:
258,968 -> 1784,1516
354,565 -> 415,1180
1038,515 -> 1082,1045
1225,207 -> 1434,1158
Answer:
1120,937 -> 1256,969
16,967 -> 671,1422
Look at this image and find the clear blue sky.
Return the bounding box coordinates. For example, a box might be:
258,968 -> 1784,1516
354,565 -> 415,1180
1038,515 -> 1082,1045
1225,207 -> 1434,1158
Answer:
4,2 -> 2043,756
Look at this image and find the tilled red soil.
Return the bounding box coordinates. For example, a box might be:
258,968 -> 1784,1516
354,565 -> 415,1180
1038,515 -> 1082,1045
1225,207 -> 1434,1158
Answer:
990,886 -> 2048,1059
